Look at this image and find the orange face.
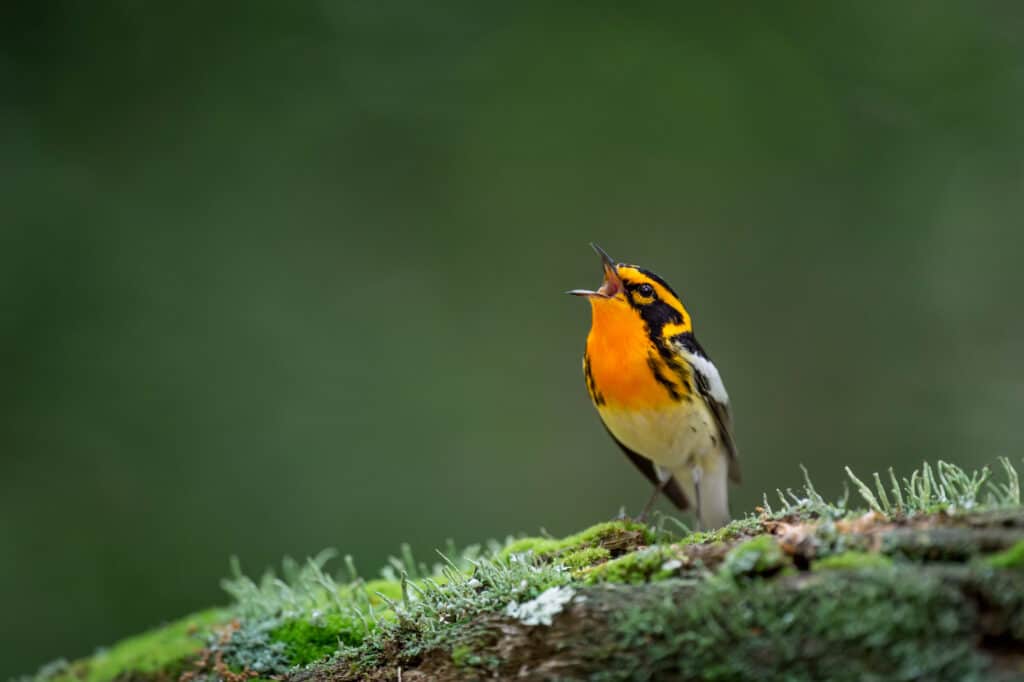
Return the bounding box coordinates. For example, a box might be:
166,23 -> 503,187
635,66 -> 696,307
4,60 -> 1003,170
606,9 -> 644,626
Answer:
571,245 -> 693,410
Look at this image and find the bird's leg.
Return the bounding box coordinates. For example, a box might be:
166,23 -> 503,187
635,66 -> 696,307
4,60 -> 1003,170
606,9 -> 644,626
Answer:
637,471 -> 672,522
692,465 -> 704,532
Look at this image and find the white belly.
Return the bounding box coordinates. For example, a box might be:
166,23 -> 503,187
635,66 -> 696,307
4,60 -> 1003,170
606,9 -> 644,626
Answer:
598,401 -> 720,472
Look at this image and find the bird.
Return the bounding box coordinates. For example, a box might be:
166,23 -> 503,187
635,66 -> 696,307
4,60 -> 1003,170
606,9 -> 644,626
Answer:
568,243 -> 739,529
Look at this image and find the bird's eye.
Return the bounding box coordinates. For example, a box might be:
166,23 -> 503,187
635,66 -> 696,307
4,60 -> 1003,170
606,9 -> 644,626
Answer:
637,283 -> 655,298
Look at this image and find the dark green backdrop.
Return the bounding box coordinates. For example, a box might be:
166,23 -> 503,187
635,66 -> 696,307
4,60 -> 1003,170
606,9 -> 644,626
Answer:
4,2 -> 1024,676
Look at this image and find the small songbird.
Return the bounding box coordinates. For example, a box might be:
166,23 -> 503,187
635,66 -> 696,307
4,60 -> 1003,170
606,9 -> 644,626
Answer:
569,244 -> 739,529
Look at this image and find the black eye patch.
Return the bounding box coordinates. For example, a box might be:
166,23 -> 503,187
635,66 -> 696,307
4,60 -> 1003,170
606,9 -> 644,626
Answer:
637,283 -> 655,297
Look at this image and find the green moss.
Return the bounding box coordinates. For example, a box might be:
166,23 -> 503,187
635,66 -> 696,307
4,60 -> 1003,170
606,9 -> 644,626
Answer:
679,515 -> 761,546
361,578 -> 403,606
985,538 -> 1024,569
812,551 -> 894,571
447,631 -> 500,672
271,613 -> 366,665
602,566 -> 1016,681
500,536 -> 552,558
500,520 -> 652,562
719,535 -> 786,577
450,643 -> 473,667
584,546 -> 678,585
562,546 -> 612,570
56,608 -> 227,682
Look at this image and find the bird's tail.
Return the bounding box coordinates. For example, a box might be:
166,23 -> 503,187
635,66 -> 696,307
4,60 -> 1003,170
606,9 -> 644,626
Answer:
673,460 -> 731,530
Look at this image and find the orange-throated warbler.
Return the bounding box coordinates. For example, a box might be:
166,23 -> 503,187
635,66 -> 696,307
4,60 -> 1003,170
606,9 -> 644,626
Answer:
569,244 -> 740,529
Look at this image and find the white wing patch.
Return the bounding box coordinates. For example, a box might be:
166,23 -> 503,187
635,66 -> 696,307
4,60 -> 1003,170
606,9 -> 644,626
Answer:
678,347 -> 730,405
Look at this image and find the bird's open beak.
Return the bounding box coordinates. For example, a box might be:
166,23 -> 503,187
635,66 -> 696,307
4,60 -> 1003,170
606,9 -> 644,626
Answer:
567,243 -> 623,298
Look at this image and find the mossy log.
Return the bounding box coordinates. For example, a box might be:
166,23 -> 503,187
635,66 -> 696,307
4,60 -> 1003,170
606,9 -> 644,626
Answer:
300,511 -> 1024,681
25,460 -> 1024,682
308,567 -> 1024,682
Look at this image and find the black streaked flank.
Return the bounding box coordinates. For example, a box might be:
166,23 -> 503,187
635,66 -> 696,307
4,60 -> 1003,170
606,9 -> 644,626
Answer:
646,353 -> 683,401
695,370 -> 711,395
670,332 -> 741,483
647,327 -> 693,397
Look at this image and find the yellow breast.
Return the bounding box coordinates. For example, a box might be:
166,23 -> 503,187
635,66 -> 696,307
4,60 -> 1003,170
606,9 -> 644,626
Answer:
597,400 -> 717,471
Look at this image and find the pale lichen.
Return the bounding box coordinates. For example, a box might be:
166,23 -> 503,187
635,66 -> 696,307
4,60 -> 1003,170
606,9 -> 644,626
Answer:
504,586 -> 577,626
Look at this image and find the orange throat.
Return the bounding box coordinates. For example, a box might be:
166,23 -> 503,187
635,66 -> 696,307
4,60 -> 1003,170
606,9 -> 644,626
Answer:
584,298 -> 678,410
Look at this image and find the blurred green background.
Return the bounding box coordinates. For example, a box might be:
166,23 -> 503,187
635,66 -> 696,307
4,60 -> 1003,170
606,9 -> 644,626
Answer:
3,2 -> 1024,675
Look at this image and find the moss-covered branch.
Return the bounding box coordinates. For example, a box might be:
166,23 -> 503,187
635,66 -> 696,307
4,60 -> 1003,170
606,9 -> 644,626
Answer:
20,460 -> 1024,682
314,562 -> 1024,681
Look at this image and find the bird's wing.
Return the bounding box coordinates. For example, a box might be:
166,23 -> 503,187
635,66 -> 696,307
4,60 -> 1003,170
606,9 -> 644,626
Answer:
602,423 -> 691,510
673,334 -> 741,483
